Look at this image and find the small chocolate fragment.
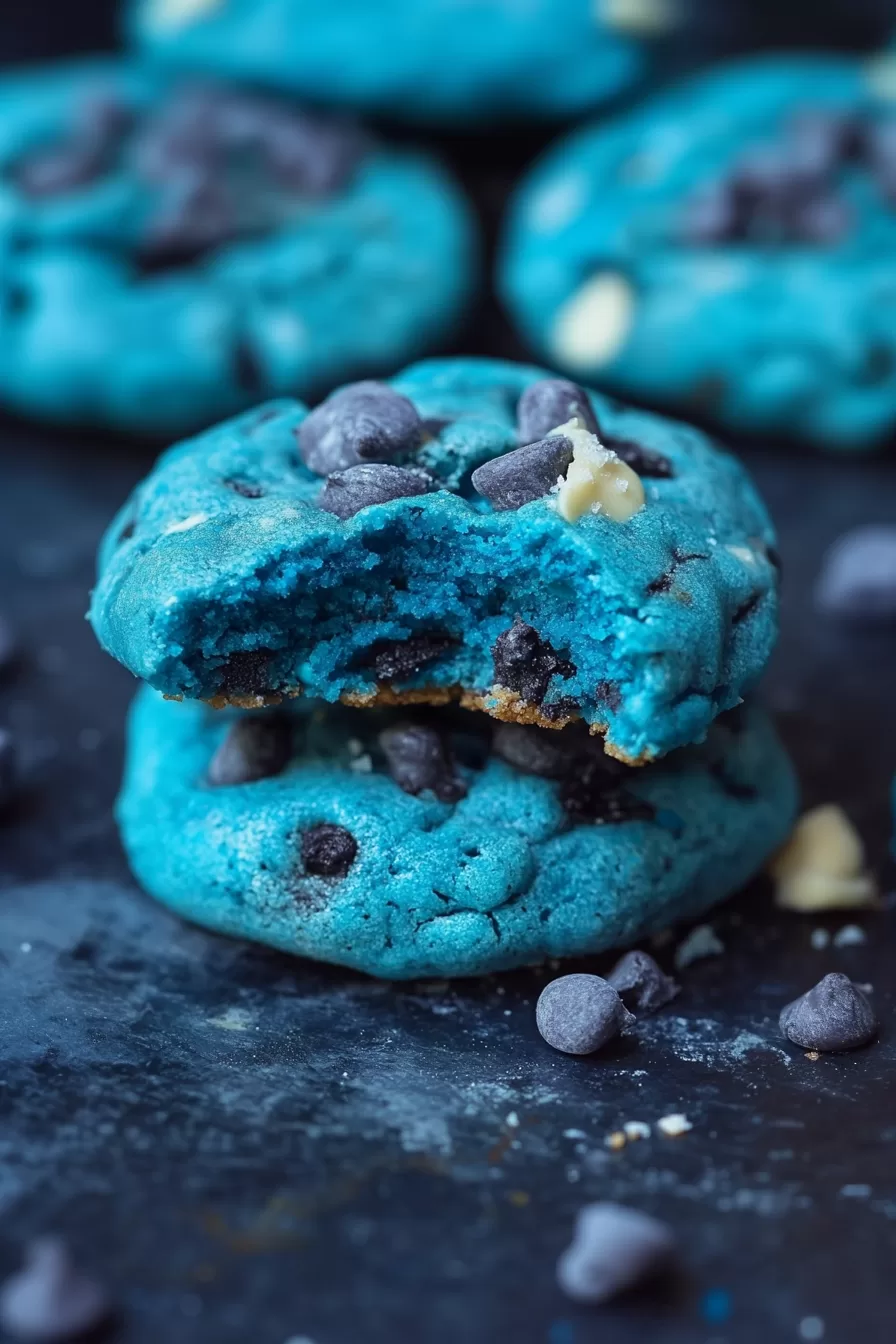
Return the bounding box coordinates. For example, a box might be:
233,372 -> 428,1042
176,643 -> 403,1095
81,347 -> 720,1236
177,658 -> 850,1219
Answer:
298,382 -> 423,476
517,377 -> 599,443
471,435 -> 573,511
318,463 -> 436,520
215,649 -> 273,699
492,619 -> 574,706
0,1236 -> 111,1342
607,949 -> 679,1014
301,823 -> 358,879
379,723 -> 466,803
557,1204 -> 675,1303
369,633 -> 456,683
207,715 -> 293,786
779,972 -> 877,1052
559,763 -> 656,826
535,973 -> 633,1055
0,728 -> 16,809
224,478 -> 265,499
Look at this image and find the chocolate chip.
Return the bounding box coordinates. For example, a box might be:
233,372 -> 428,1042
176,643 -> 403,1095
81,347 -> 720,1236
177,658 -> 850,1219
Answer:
0,1237 -> 111,1342
492,619 -> 574,706
318,463 -> 435,520
379,723 -> 466,803
540,696 -> 580,722
140,172 -> 238,263
0,728 -> 16,810
223,478 -> 265,499
607,950 -> 679,1014
732,593 -> 762,624
369,633 -> 457,683
517,378 -> 599,443
779,972 -> 877,1052
471,434 -> 574,511
535,973 -> 633,1055
559,761 -> 656,826
215,649 -> 274,699
557,1203 -> 675,1303
602,435 -> 674,479
207,715 -> 293,786
815,525 -> 896,624
301,823 -> 358,879
298,382 -> 423,476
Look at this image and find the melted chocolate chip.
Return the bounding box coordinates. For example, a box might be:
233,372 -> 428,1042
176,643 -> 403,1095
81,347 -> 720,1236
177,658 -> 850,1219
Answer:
369,633 -> 457,683
301,823 -> 358,879
492,619 -> 575,706
318,463 -> 436,520
560,761 -> 656,826
215,649 -> 274,699
379,722 -> 466,803
207,714 -> 293,786
602,435 -> 674,479
594,680 -> 622,713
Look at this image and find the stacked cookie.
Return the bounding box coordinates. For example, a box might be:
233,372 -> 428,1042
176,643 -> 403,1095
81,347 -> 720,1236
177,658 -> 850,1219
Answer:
90,359 -> 797,977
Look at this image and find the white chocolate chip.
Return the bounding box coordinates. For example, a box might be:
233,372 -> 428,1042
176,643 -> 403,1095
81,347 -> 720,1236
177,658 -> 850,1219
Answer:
657,1113 -> 692,1137
145,0 -> 222,34
552,420 -> 645,524
598,0 -> 680,36
163,512 -> 209,535
770,805 -> 878,912
552,273 -> 635,373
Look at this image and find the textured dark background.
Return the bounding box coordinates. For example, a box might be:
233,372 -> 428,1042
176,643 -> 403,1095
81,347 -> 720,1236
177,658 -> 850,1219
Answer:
2,5 -> 896,1343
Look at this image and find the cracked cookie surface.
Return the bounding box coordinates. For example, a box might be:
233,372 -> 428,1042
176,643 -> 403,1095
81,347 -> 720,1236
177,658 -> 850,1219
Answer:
118,690 -> 797,979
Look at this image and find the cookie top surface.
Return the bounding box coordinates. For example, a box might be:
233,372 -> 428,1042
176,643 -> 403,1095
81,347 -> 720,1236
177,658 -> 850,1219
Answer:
0,60 -> 474,434
90,357 -> 779,764
125,0 -> 653,126
500,54 -> 896,451
118,691 -> 797,979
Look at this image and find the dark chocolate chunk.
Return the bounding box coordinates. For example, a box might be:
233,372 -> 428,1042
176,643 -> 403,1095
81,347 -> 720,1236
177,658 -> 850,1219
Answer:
492,619 -> 575,705
557,1203 -> 675,1303
318,463 -> 435,520
369,633 -> 457,683
0,728 -> 16,809
516,377 -> 599,443
0,1237 -> 112,1342
471,435 -> 574,511
261,109 -> 365,196
607,950 -> 679,1014
602,435 -> 674,479
223,478 -> 265,498
779,972 -> 877,1052
298,382 -> 423,476
207,715 -> 293,786
815,524 -> 896,623
301,823 -> 358,879
536,973 -> 633,1055
559,761 -> 656,826
140,172 -> 238,264
379,723 -> 466,803
215,649 -> 274,699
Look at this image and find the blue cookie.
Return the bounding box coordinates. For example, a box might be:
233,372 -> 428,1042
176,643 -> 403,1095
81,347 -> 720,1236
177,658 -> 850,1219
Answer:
90,358 -> 780,765
118,690 -> 797,979
500,55 -> 896,451
123,0 -> 661,126
0,61 -> 474,434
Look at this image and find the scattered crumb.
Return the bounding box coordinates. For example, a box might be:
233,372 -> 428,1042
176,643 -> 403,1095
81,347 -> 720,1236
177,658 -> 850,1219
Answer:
507,1190 -> 530,1207
839,1184 -> 871,1199
563,1129 -> 587,1140
657,1113 -> 692,1137
833,924 -> 866,948
505,1112 -> 520,1128
605,1131 -> 627,1151
805,1051 -> 820,1061
348,753 -> 373,774
623,1121 -> 651,1141
810,928 -> 830,950
770,805 -> 878,911
798,1316 -> 825,1342
674,924 -> 724,970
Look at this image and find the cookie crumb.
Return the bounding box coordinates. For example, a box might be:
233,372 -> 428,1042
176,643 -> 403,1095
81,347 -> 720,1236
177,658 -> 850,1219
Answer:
810,928 -> 830,950
623,1120 -> 651,1141
674,923 -> 724,969
557,1202 -> 675,1303
657,1113 -> 692,1137
770,805 -> 878,911
832,923 -> 866,948
798,1316 -> 825,1342
605,1131 -> 627,1151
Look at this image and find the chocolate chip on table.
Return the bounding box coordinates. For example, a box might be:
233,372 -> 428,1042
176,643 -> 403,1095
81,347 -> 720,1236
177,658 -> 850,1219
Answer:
492,619 -> 574,706
378,723 -> 467,803
779,972 -> 877,1052
535,973 -> 634,1055
207,715 -> 293,786
607,949 -> 679,1014
471,434 -> 574,511
369,633 -> 457,683
516,377 -> 599,443
814,525 -> 896,624
0,1236 -> 111,1342
318,463 -> 436,520
298,382 -> 424,476
301,823 -> 358,879
0,728 -> 17,810
557,1203 -> 675,1304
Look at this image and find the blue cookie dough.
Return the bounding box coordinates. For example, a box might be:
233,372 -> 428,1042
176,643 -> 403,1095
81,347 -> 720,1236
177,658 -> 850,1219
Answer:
500,55 -> 896,451
118,691 -> 797,979
0,61 -> 474,435
125,0 -> 654,126
90,357 -> 780,765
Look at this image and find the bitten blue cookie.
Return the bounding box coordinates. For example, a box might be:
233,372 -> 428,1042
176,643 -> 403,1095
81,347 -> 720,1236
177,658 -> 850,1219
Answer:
124,0 -> 659,126
90,358 -> 780,765
118,691 -> 797,979
0,61 -> 474,434
500,55 -> 896,451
